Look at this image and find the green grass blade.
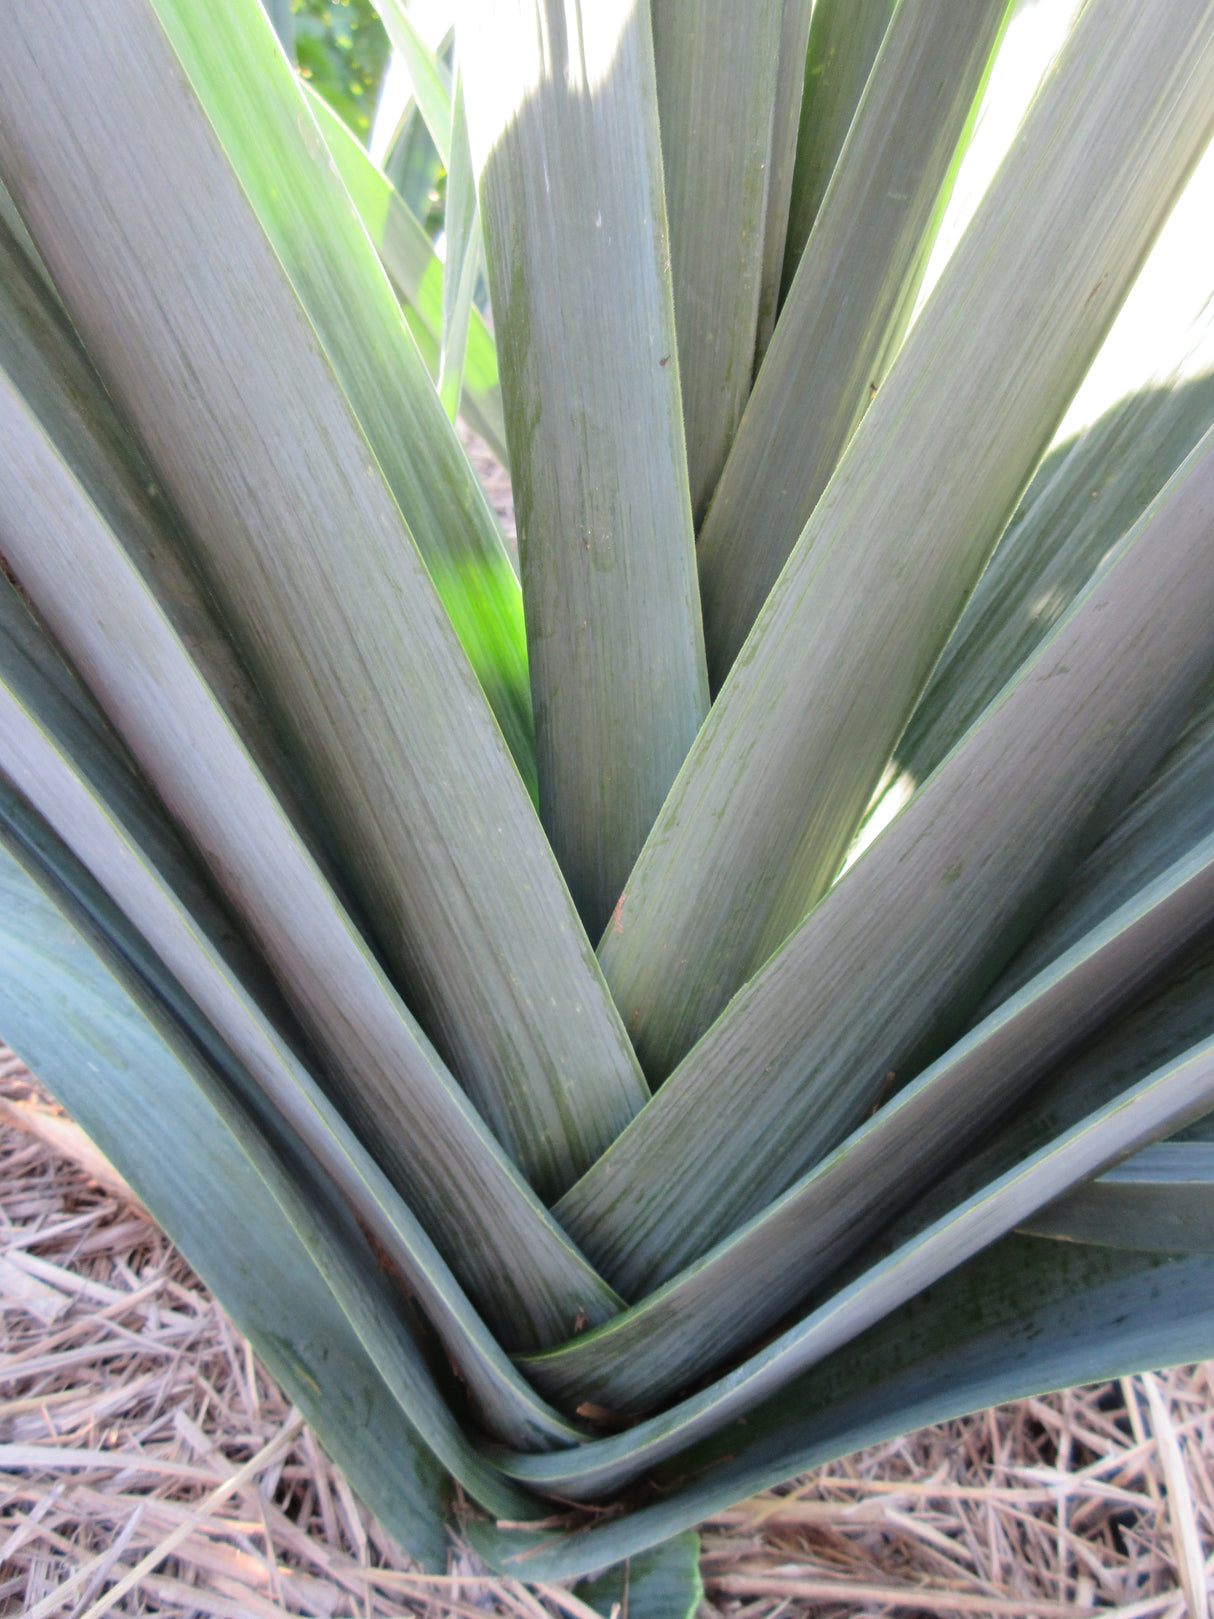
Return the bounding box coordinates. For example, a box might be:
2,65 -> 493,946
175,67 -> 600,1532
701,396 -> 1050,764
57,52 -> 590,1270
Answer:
383,93 -> 445,215
0,826 -> 547,1552
751,0 -> 815,366
474,1235 -> 1214,1579
302,82 -> 508,463
519,822 -> 1214,1411
1021,1142 -> 1214,1251
401,301 -> 511,493
698,0 -> 1010,685
596,0 -> 1214,1085
0,0 -> 651,1199
0,338 -> 623,1351
570,412 -> 1214,1286
651,0 -> 784,523
898,367 -> 1214,788
458,0 -> 710,936
779,0 -> 895,299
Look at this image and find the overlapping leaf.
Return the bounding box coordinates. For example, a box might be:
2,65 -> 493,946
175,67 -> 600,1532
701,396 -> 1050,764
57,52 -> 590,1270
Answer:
303,83 -> 507,463
0,215 -> 624,1353
651,0 -> 784,522
526,813 -> 1214,1409
596,0 -> 1214,1087
3,0 -> 1214,1602
477,1235 -> 1214,1577
565,410 -> 1214,1289
698,0 -> 1010,684
0,0 -> 650,1201
459,0 -> 710,936
0,827 -> 551,1556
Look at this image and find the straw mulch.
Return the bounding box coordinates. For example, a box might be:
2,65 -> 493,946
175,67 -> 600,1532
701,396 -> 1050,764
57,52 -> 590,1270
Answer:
2,1047 -> 1213,1617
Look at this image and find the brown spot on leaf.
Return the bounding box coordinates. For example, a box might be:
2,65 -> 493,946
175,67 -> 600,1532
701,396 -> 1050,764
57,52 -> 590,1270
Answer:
870,1070 -> 896,1116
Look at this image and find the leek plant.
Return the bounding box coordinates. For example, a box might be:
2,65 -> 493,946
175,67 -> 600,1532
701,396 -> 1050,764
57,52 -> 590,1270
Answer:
4,0 -> 1214,1607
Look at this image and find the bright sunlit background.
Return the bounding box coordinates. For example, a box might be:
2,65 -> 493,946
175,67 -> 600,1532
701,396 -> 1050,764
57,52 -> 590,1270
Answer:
918,0 -> 1214,445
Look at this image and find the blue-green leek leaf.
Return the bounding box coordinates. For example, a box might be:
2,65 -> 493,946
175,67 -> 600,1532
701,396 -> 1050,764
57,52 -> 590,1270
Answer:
597,0 -> 1214,1086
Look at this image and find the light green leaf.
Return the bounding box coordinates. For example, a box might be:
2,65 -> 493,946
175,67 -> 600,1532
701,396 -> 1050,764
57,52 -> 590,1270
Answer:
0,0 -> 651,1201
383,89 -> 445,214
174,0 -> 533,784
0,824 -> 548,1555
302,81 -> 508,463
699,0 -> 1010,684
596,0 -> 1214,1085
438,65 -> 479,421
378,0 -> 455,167
779,0 -> 895,298
568,412 -> 1214,1289
651,0 -> 784,522
457,0 -> 710,936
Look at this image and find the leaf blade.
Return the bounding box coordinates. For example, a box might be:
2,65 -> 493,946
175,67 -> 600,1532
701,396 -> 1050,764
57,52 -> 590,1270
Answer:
898,365 -> 1214,788
377,0 -> 455,167
509,1015 -> 1214,1501
458,0 -> 710,935
524,816 -> 1214,1411
0,587 -> 607,1432
651,0 -> 784,522
473,1236 -> 1214,1579
302,81 -> 508,464
699,0 -> 1011,684
0,283 -> 623,1350
779,0 -> 895,298
597,0 -> 1214,1085
437,66 -> 480,423
0,0 -> 650,1199
570,409 -> 1214,1288
751,0 -> 815,367
1021,1141 -> 1214,1251
0,825 -> 547,1553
